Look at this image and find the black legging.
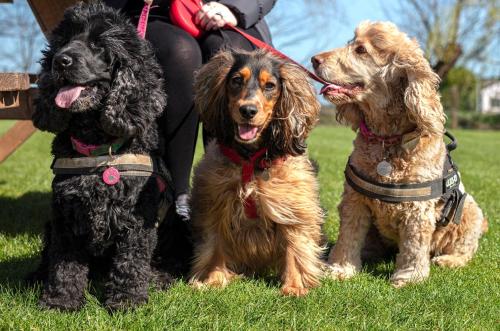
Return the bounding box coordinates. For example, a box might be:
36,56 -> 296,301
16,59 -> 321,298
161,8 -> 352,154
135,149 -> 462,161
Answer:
144,18 -> 263,197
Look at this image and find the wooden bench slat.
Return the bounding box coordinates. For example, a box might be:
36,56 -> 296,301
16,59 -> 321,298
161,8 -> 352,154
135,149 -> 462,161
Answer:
0,121 -> 37,163
0,89 -> 38,119
27,0 -> 81,36
0,73 -> 31,92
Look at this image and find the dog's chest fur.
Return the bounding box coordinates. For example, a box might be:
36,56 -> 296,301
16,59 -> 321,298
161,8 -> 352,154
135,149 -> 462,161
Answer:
192,143 -> 322,269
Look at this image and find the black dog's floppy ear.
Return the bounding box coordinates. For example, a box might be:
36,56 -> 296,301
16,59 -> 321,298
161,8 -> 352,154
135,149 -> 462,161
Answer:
194,50 -> 235,141
270,61 -> 320,156
100,37 -> 167,138
32,72 -> 71,133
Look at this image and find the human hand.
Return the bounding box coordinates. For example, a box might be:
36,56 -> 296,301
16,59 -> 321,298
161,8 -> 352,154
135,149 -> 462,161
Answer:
194,1 -> 238,31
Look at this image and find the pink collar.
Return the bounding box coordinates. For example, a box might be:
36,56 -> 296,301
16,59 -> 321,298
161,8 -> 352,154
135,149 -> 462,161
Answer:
359,119 -> 403,146
70,136 -> 126,157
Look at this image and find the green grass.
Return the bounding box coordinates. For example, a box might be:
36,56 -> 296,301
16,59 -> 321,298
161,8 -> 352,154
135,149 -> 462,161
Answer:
0,126 -> 499,330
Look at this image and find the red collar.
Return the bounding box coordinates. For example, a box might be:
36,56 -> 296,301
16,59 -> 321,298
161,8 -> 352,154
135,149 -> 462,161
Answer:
359,119 -> 402,146
219,144 -> 284,219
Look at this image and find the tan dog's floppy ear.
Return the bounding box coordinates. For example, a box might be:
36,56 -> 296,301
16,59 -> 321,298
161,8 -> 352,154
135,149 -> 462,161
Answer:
270,62 -> 320,156
397,39 -> 445,136
194,50 -> 235,141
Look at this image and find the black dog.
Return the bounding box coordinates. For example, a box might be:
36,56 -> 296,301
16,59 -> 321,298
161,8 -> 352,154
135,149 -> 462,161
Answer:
31,2 -> 176,311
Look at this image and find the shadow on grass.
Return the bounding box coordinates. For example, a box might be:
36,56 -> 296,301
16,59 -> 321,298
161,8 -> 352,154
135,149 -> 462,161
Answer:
0,191 -> 50,237
0,254 -> 42,295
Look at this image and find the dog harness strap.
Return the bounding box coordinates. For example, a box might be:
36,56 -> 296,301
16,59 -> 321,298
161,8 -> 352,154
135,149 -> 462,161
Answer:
219,144 -> 269,219
52,154 -> 173,222
70,136 -> 127,157
345,131 -> 465,226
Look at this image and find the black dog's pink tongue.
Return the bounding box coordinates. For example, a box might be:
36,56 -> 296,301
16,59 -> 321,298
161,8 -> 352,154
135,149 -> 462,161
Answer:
55,86 -> 85,108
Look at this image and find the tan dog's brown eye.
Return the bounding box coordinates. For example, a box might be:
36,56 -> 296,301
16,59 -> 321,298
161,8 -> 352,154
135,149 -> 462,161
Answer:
264,82 -> 276,90
355,45 -> 367,54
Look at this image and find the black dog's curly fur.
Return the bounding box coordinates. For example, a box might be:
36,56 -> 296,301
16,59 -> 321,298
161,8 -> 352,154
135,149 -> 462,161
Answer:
31,2 -> 176,311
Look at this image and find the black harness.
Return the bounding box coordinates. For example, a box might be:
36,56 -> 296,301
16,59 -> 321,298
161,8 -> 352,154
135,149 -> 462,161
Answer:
345,132 -> 467,226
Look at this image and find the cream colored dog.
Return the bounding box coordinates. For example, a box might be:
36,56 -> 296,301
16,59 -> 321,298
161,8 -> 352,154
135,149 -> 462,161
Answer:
312,21 -> 487,287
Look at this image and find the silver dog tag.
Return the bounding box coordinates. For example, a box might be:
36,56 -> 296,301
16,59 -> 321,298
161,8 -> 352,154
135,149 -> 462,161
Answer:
261,169 -> 270,181
376,160 -> 393,177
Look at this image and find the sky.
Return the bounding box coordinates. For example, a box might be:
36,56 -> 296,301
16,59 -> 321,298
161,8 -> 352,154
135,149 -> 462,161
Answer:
0,0 -> 498,78
266,0 -> 499,78
268,0 -> 392,64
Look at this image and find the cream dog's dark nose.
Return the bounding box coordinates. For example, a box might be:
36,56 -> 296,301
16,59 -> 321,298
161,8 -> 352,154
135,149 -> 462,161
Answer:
311,56 -> 324,70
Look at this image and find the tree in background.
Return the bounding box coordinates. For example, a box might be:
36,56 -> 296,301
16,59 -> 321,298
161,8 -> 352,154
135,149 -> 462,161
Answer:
387,0 -> 499,81
441,67 -> 477,112
267,0 -> 343,63
385,0 -> 499,127
0,0 -> 45,72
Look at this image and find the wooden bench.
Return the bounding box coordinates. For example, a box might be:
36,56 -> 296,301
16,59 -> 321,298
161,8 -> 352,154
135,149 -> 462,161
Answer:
0,0 -> 79,163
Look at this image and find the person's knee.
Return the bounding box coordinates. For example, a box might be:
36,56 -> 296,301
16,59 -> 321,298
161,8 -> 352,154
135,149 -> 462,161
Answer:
146,20 -> 202,66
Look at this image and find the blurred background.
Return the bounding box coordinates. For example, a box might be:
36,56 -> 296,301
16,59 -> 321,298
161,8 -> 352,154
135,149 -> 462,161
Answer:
1,0 -> 499,129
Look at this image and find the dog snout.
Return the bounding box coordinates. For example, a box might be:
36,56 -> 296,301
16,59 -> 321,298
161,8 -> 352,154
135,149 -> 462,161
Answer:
239,104 -> 258,119
54,53 -> 73,69
311,56 -> 324,70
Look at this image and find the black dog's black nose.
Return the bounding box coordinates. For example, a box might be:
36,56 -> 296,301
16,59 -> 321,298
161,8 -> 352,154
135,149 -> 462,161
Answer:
55,54 -> 73,68
239,104 -> 258,119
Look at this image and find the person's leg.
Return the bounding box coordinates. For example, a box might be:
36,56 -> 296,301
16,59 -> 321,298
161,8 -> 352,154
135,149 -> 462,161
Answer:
146,20 -> 202,219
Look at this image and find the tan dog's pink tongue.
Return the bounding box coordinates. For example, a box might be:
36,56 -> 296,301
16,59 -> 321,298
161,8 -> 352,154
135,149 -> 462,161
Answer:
238,124 -> 259,140
55,86 -> 85,108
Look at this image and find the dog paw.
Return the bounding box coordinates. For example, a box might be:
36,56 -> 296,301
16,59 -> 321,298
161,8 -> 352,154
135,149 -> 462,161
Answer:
281,285 -> 309,297
431,255 -> 468,268
390,266 -> 429,288
323,263 -> 358,280
39,295 -> 84,311
190,270 -> 234,289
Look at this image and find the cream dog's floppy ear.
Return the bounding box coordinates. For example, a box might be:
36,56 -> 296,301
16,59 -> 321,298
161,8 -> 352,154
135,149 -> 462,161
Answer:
397,39 -> 445,136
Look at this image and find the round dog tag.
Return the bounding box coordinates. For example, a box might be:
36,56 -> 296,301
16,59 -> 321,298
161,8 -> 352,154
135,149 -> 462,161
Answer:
261,169 -> 270,181
103,167 -> 120,185
376,160 -> 393,177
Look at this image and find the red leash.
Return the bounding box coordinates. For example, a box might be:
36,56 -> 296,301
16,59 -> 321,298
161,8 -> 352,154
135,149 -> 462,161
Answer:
224,25 -> 328,85
136,1 -> 328,85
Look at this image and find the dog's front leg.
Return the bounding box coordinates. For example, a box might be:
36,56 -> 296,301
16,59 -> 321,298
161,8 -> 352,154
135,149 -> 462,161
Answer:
190,233 -> 235,289
104,225 -> 156,311
39,218 -> 89,311
279,226 -> 322,297
390,207 -> 434,287
327,194 -> 371,280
